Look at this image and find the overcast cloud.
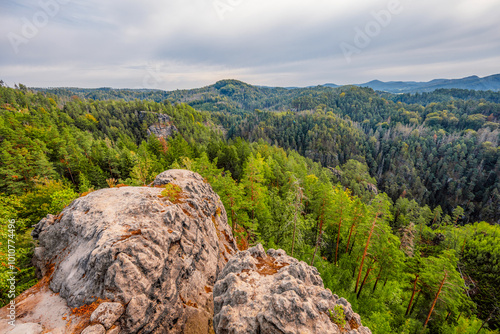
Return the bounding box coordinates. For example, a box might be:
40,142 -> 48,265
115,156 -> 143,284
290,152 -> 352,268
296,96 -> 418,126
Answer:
1,0 -> 499,90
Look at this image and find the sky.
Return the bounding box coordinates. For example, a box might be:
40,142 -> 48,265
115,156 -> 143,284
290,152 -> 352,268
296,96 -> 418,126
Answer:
1,0 -> 499,90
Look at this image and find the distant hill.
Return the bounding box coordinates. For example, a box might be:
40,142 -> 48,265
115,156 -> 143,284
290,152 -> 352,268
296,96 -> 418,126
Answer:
351,74 -> 500,93
32,75 -> 500,113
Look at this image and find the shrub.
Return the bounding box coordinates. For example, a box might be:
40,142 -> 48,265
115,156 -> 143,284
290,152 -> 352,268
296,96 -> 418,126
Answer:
329,305 -> 346,329
161,183 -> 182,203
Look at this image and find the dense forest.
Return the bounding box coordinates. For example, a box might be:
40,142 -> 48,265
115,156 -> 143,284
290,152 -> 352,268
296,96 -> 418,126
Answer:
37,80 -> 500,223
1,82 -> 499,333
223,87 -> 500,224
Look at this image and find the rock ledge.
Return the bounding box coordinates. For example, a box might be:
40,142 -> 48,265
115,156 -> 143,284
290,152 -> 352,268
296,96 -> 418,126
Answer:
213,244 -> 371,334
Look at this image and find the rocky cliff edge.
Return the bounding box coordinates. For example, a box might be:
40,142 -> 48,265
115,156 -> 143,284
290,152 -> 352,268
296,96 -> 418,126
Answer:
0,169 -> 237,334
0,169 -> 371,334
213,244 -> 372,334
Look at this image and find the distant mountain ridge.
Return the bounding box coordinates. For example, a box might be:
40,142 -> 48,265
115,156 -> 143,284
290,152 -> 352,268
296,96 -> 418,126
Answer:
32,74 -> 500,99
32,74 -> 500,112
347,74 -> 500,93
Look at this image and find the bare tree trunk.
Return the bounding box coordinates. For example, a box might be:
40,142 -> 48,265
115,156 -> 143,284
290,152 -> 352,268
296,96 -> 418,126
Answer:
432,210 -> 439,225
345,210 -> 360,253
410,290 -> 421,315
406,274 -> 419,316
476,309 -> 495,334
346,223 -> 355,253
357,263 -> 374,299
372,266 -> 383,293
64,155 -> 75,183
477,318 -> 488,334
423,272 -> 447,331
355,213 -> 379,292
349,232 -> 357,256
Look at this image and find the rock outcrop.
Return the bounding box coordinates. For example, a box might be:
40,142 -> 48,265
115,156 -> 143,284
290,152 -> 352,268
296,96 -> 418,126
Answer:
138,110 -> 178,139
0,169 -> 371,334
213,244 -> 371,334
147,122 -> 178,139
0,169 -> 237,334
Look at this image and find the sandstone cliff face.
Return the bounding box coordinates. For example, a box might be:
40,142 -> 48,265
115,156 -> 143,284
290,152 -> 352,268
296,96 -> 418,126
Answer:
0,170 -> 237,334
138,111 -> 178,139
213,245 -> 372,334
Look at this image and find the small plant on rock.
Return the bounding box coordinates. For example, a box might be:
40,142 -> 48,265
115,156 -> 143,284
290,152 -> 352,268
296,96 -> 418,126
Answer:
106,178 -> 117,188
161,183 -> 183,203
329,305 -> 346,329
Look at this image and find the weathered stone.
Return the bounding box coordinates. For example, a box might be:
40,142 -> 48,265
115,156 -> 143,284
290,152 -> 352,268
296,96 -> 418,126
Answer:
46,329 -> 64,334
28,169 -> 237,333
138,110 -> 178,139
90,302 -> 125,329
213,244 -> 372,334
147,123 -> 178,139
47,328 -> 65,334
0,168 -> 371,334
31,214 -> 53,239
349,327 -> 373,334
81,324 -> 106,334
106,326 -> 121,334
7,323 -> 43,334
0,280 -> 75,333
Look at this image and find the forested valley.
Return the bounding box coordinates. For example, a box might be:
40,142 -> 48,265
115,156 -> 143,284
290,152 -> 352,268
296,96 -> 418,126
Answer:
1,81 -> 499,333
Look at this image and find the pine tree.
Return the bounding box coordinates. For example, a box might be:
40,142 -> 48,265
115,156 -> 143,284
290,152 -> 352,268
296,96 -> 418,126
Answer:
310,182 -> 334,266
241,153 -> 269,239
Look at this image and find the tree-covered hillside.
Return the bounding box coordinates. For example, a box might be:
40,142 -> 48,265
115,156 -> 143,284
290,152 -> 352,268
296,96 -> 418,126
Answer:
1,83 -> 499,333
221,86 -> 500,224
34,81 -> 500,223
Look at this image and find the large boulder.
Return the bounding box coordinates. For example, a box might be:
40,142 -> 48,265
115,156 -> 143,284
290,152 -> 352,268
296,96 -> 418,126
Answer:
0,169 -> 237,334
213,245 -> 371,334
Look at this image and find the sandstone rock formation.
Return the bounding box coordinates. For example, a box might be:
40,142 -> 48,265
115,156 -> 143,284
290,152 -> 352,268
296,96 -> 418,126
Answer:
138,110 -> 178,139
147,122 -> 178,139
0,168 -> 371,334
213,244 -> 371,334
0,169 -> 237,334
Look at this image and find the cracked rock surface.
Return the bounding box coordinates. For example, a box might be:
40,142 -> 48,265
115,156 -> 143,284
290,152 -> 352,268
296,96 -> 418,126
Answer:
213,245 -> 372,334
27,169 -> 237,334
